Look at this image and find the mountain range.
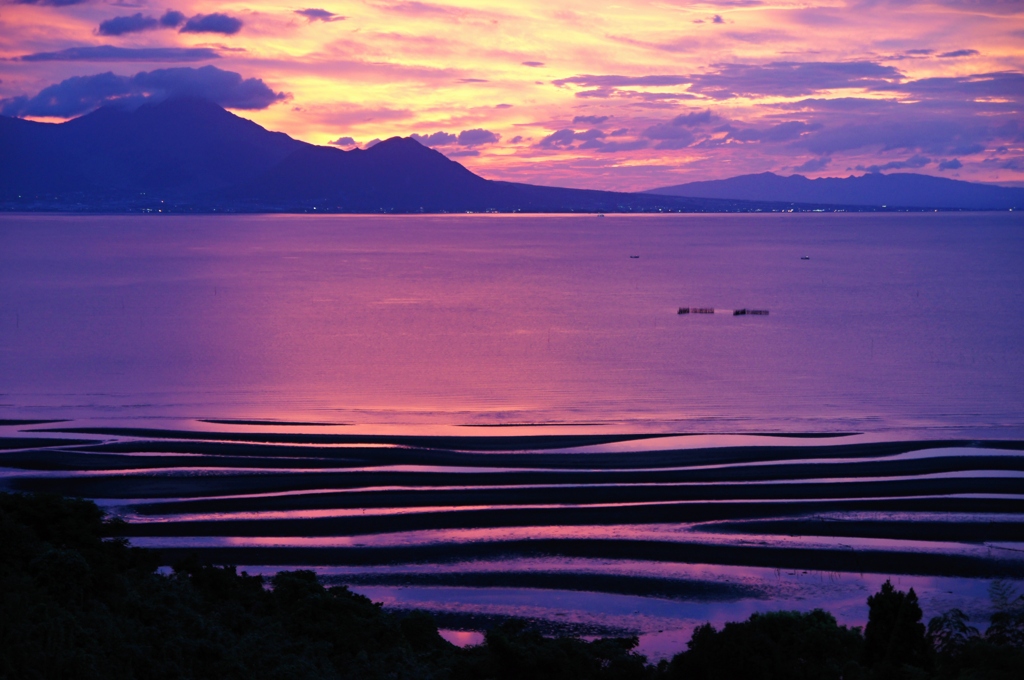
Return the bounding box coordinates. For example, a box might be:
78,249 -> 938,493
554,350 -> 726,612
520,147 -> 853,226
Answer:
2,97 -> 1020,213
0,98 -> 755,213
647,172 -> 1024,211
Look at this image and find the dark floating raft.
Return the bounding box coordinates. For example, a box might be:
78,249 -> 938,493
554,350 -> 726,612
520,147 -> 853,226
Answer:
677,307 -> 769,315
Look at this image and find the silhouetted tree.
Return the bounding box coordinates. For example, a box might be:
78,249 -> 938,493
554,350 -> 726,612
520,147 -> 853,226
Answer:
985,580 -> 1024,648
926,609 -> 978,656
864,580 -> 929,676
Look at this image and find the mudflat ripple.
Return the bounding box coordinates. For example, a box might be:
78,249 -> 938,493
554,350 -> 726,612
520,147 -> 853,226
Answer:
2,426 -> 1022,657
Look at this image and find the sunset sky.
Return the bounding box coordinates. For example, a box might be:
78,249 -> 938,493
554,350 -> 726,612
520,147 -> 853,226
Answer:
2,0 -> 1022,191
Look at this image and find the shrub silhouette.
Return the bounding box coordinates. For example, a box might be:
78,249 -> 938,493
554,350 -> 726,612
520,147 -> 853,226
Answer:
666,609 -> 864,680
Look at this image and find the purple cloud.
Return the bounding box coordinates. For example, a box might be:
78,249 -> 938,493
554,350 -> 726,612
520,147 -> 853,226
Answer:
0,65 -> 286,118
411,131 -> 458,146
329,136 -> 357,147
653,138 -> 694,150
807,121 -> 963,156
883,71 -> 1024,100
410,128 -> 500,147
537,127 -> 645,153
594,139 -> 648,153
98,13 -> 159,36
856,154 -> 932,173
780,97 -> 897,112
573,115 -> 609,124
672,109 -> 716,126
537,128 -> 579,148
457,128 -> 500,146
555,62 -> 903,102
576,88 -> 696,103
938,49 -> 979,58
295,8 -> 344,22
161,11 -> 186,28
522,61 -> 545,67
19,46 -> 220,62
727,121 -> 822,143
794,157 -> 831,173
689,61 -> 903,99
642,123 -> 696,143
181,13 -> 243,35
379,1 -> 456,15
938,158 -> 963,170
553,74 -> 692,88
12,0 -> 86,5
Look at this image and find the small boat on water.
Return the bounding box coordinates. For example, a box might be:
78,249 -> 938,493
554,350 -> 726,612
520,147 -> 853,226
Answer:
597,213 -> 605,217
801,255 -> 810,260
629,255 -> 639,259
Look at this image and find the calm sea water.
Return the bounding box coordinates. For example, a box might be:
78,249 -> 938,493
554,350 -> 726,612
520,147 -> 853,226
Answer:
3,211 -> 1023,658
1,212 -> 1021,434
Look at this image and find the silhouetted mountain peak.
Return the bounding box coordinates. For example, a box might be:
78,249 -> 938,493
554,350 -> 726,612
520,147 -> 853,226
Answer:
359,137 -> 474,171
369,136 -> 425,151
236,133 -> 488,206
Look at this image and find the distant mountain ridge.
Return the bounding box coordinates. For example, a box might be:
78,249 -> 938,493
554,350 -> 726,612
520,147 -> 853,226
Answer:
3,99 -> 1019,212
646,171 -> 1024,211
0,98 -> 765,214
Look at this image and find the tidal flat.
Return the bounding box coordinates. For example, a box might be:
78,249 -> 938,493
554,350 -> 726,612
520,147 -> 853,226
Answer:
1,212 -> 1022,659
2,425 -> 1022,659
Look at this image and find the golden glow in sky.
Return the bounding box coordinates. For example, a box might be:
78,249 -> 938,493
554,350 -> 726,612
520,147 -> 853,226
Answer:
2,0 -> 1022,190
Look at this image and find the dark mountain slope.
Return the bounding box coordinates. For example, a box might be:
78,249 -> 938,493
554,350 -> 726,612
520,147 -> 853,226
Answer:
1,98 -> 305,199
232,138 -> 756,212
1,98 -> 953,213
233,138 -> 491,210
2,99 -> 755,212
646,171 -> 1024,210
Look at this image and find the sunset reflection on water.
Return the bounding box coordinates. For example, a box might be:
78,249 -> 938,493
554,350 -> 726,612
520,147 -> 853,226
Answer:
2,212 -> 1022,660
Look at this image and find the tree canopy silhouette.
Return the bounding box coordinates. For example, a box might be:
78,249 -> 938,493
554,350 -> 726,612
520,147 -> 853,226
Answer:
2,492 -> 1023,680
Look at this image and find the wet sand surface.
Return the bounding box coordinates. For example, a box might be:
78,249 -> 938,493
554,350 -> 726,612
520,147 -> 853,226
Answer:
2,425 -> 1022,659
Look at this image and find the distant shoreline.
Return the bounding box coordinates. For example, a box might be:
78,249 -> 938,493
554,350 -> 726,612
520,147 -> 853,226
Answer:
3,206 -> 1016,215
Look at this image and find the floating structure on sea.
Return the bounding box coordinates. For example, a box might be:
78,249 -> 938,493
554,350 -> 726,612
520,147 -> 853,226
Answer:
677,307 -> 769,315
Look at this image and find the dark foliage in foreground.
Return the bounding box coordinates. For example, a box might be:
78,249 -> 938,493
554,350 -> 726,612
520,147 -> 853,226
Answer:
1,492 -> 1022,679
666,609 -> 864,680
0,493 -> 649,679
